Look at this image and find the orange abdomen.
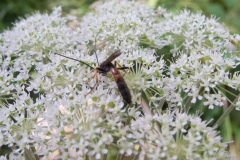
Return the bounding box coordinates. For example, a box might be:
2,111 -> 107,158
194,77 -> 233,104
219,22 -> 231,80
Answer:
110,67 -> 132,104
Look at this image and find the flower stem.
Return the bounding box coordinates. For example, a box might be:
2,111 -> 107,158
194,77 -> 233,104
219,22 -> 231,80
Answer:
184,96 -> 192,112
102,145 -> 109,160
116,153 -> 122,160
133,146 -> 141,160
213,94 -> 240,127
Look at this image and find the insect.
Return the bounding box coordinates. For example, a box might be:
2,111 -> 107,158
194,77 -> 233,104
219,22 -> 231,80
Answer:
55,50 -> 132,104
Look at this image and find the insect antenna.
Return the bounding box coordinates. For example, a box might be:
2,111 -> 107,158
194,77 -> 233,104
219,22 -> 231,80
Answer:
93,33 -> 100,66
55,53 -> 94,70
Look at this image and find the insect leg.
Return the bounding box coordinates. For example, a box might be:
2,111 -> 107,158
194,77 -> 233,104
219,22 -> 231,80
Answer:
115,61 -> 129,77
86,68 -> 99,95
94,32 -> 100,66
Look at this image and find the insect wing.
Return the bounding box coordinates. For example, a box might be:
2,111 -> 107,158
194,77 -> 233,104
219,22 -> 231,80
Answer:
100,50 -> 121,66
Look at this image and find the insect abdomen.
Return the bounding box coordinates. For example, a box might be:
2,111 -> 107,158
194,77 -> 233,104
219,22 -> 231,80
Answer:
111,67 -> 132,104
116,78 -> 132,104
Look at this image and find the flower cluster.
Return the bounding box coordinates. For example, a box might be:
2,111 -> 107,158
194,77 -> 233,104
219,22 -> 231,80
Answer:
0,0 -> 239,159
131,110 -> 229,160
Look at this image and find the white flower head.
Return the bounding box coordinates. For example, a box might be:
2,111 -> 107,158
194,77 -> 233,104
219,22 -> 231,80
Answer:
0,0 -> 238,159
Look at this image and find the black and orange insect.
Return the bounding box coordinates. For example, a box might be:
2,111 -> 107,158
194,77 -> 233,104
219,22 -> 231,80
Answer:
55,50 -> 132,104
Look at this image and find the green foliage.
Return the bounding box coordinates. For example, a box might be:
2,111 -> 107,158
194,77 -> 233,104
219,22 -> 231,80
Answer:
0,0 -> 96,32
148,0 -> 240,33
0,0 -> 48,32
48,0 -> 96,17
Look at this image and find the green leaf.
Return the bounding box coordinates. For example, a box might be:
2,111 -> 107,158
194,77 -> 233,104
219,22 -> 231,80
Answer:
206,4 -> 225,19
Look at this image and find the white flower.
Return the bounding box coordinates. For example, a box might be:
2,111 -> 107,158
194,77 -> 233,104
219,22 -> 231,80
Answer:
131,110 -> 230,160
0,0 -> 238,159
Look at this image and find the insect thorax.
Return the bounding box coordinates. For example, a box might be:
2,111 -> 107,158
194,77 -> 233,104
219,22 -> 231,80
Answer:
99,62 -> 114,75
